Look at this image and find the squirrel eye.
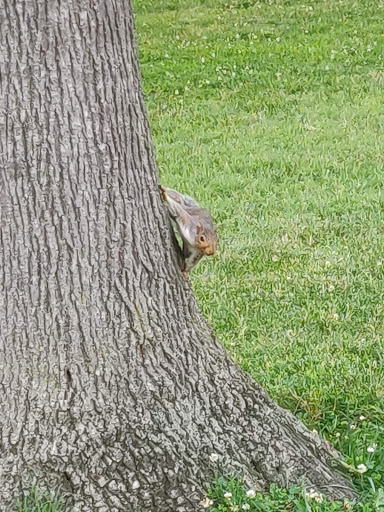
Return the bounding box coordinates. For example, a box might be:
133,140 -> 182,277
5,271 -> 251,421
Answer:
200,235 -> 205,242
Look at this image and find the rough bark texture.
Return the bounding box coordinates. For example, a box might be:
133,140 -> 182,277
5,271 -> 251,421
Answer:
0,1 -> 354,510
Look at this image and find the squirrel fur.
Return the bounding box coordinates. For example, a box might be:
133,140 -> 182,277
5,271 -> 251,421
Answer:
160,185 -> 218,277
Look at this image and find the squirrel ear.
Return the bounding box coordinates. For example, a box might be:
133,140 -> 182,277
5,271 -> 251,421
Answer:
196,223 -> 203,233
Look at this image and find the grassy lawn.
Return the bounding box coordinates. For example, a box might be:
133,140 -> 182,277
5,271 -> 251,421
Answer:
133,0 -> 384,507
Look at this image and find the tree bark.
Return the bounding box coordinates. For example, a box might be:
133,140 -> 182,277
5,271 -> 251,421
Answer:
0,0 -> 354,510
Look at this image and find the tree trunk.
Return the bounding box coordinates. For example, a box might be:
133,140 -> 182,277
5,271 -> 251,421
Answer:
0,0 -> 354,510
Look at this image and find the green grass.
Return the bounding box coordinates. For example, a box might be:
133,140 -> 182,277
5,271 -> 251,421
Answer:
134,0 -> 384,508
17,488 -> 64,512
205,479 -> 384,511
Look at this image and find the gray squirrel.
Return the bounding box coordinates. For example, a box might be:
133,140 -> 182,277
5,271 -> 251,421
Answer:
160,185 -> 218,278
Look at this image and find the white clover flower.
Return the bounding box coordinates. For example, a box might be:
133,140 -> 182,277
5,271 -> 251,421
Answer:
367,444 -> 377,453
349,424 -> 357,430
201,57 -> 205,63
312,429 -> 318,434
357,463 -> 367,473
202,497 -> 213,509
306,489 -> 323,501
224,492 -> 232,499
272,254 -> 279,262
328,284 -> 335,291
335,432 -> 340,437
230,506 -> 239,512
359,415 -> 366,421
246,489 -> 256,498
242,505 -> 251,510
209,453 -> 219,462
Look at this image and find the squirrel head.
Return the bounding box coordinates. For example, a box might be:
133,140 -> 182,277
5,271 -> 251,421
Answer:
194,223 -> 218,256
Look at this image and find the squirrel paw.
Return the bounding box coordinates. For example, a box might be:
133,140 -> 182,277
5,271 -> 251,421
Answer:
181,265 -> 189,281
159,185 -> 167,201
